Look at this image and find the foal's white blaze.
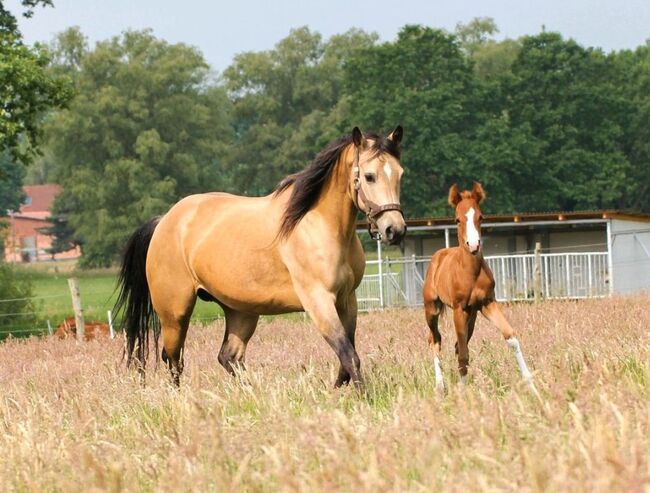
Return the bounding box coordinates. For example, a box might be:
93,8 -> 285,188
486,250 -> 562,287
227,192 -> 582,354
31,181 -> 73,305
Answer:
383,162 -> 392,179
465,207 -> 481,252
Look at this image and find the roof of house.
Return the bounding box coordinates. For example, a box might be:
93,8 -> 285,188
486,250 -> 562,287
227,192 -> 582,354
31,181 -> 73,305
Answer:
17,184 -> 61,220
358,210 -> 650,231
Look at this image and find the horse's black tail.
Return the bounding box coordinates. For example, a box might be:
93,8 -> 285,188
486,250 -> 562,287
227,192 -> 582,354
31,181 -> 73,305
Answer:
114,217 -> 161,369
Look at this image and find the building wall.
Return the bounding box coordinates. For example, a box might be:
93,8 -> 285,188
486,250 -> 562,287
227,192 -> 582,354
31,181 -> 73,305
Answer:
404,225 -> 607,258
4,217 -> 80,263
611,219 -> 650,294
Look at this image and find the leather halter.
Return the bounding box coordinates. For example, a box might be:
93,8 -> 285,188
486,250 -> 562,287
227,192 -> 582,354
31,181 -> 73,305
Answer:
351,149 -> 404,240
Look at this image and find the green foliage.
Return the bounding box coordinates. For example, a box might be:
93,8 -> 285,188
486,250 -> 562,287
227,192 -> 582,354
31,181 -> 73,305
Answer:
0,261 -> 35,334
224,26 -> 377,194
34,20 -> 650,266
344,25 -> 484,216
504,32 -> 634,210
0,151 -> 25,213
0,0 -> 72,165
47,29 -> 233,267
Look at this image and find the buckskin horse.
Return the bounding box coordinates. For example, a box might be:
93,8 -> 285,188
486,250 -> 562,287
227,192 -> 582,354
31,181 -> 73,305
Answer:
422,182 -> 535,392
115,127 -> 406,387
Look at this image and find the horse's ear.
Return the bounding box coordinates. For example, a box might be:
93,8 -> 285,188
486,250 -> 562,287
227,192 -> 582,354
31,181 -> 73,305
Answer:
472,181 -> 486,204
352,127 -> 367,149
448,184 -> 461,208
388,125 -> 403,145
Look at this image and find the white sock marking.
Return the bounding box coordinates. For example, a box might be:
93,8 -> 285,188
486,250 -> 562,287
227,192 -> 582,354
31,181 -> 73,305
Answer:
507,337 -> 533,381
434,356 -> 444,391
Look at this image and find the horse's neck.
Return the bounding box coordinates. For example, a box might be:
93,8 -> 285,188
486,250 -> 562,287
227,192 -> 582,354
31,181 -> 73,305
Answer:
313,149 -> 358,243
455,245 -> 483,278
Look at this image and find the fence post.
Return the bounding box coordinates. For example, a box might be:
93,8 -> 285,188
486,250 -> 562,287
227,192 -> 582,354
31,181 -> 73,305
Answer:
107,310 -> 115,339
377,239 -> 384,309
67,278 -> 85,342
534,242 -> 542,302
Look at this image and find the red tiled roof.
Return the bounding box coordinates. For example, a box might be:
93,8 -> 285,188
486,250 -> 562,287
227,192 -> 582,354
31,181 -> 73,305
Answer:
20,184 -> 61,216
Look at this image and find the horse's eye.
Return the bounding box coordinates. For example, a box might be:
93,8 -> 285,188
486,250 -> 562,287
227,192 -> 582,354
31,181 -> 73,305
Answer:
455,217 -> 461,224
364,173 -> 376,183
479,215 -> 484,221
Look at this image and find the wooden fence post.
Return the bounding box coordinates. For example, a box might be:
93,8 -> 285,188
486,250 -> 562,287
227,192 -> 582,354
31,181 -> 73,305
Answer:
534,242 -> 542,303
67,278 -> 85,341
107,310 -> 115,339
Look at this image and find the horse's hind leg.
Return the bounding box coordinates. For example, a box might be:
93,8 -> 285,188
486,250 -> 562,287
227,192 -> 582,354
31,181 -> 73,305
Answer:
150,282 -> 196,386
218,307 -> 259,374
481,301 -> 534,385
425,299 -> 444,392
160,315 -> 192,386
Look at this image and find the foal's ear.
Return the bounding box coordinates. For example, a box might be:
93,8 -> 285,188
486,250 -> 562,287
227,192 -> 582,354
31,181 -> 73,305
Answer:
352,127 -> 368,149
472,181 -> 486,204
388,125 -> 403,145
448,184 -> 461,208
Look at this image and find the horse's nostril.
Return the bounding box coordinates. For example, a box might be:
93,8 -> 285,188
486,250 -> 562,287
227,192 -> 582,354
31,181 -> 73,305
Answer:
386,226 -> 394,240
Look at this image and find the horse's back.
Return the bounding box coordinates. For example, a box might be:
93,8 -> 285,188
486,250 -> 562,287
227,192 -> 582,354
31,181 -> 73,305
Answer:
148,191 -> 301,314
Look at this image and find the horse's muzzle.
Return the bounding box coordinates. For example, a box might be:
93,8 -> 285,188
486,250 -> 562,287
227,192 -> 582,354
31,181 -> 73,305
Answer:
384,223 -> 406,245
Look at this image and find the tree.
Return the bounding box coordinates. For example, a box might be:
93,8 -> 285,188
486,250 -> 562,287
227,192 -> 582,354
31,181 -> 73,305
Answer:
0,0 -> 72,165
0,151 -> 25,213
344,25 -> 486,217
47,29 -> 233,267
224,27 -> 377,195
504,32 -> 634,211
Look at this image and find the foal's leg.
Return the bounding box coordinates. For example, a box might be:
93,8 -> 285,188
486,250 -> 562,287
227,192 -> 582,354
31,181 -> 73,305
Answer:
481,301 -> 534,384
452,306 -> 471,384
335,293 -> 358,387
425,299 -> 444,392
218,307 -> 259,374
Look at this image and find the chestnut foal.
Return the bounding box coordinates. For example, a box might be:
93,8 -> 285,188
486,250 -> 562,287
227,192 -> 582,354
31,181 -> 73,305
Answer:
422,182 -> 535,392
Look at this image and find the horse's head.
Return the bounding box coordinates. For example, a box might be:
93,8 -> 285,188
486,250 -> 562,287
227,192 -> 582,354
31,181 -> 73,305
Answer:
448,182 -> 486,255
350,126 -> 406,245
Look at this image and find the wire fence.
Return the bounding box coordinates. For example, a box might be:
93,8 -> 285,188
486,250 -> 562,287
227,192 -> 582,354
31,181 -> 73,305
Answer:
0,247 -> 615,336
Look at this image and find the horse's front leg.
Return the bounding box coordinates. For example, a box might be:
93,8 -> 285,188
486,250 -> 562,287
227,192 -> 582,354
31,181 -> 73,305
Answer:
335,293 -> 358,387
302,290 -> 363,388
452,306 -> 471,384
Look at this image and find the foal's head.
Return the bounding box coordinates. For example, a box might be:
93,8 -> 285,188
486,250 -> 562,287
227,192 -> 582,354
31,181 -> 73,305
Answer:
351,126 -> 406,245
448,182 -> 486,255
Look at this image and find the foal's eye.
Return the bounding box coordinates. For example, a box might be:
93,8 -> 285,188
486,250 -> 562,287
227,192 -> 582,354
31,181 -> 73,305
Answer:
364,173 -> 376,183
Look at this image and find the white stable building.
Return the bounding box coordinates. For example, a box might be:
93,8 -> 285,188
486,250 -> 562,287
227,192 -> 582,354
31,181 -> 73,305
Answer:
357,211 -> 650,310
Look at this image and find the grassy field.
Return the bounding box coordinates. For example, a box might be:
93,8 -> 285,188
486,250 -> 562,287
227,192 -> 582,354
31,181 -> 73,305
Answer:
3,263 -> 225,337
0,296 -> 648,492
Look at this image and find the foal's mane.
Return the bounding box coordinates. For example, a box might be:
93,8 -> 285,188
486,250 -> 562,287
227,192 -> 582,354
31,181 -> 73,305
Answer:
274,132 -> 400,239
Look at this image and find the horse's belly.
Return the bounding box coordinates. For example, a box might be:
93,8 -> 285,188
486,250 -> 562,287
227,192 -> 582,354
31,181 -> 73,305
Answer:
203,273 -> 303,315
194,248 -> 303,315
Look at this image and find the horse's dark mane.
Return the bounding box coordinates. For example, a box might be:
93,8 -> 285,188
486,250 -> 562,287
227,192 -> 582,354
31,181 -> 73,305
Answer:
275,132 -> 400,239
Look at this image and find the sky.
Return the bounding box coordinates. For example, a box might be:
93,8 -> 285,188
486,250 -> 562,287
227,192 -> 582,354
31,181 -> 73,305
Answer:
7,0 -> 650,72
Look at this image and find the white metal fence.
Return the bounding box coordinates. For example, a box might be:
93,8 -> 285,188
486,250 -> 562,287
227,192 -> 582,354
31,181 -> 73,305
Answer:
357,252 -> 609,311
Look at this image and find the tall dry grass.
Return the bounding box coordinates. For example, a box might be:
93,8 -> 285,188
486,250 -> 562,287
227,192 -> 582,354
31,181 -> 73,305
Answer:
0,296 -> 648,492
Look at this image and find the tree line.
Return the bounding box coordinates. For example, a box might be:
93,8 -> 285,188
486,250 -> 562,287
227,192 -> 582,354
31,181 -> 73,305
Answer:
3,13 -> 650,267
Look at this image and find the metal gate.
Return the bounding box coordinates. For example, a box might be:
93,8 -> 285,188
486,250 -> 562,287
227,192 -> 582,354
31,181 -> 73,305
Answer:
357,252 -> 609,311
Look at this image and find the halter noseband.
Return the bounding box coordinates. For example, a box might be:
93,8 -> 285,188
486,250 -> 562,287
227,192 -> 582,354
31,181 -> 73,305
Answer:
352,149 -> 404,240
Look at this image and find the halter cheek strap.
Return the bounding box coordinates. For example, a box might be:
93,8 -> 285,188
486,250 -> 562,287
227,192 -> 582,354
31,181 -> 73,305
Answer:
352,150 -> 403,240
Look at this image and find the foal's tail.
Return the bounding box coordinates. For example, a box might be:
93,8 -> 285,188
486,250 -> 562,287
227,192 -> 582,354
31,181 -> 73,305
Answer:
114,217 -> 161,369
